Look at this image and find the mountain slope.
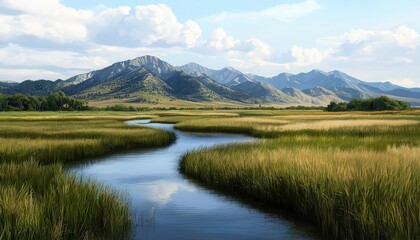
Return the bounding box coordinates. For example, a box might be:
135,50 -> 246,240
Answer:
302,87 -> 344,104
263,70 -> 363,91
63,56 -> 257,103
71,68 -> 174,101
261,70 -> 420,101
1,80 -> 62,96
179,62 -> 216,77
0,82 -> 12,93
231,81 -> 296,103
164,71 -> 223,101
180,63 -> 253,86
2,55 -> 419,106
66,55 -> 177,86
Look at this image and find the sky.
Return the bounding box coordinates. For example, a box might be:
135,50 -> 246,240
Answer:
0,0 -> 419,87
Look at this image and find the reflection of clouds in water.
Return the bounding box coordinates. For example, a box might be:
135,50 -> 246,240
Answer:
148,180 -> 195,206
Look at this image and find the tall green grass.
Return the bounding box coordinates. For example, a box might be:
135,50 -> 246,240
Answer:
0,161 -> 131,239
180,122 -> 420,239
0,114 -> 176,239
0,120 -> 175,164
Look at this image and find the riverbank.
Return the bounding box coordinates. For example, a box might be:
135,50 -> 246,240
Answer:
2,110 -> 420,239
0,113 -> 175,239
175,111 -> 420,239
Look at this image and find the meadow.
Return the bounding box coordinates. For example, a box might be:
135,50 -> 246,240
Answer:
0,112 -> 174,239
168,109 -> 420,239
2,109 -> 420,239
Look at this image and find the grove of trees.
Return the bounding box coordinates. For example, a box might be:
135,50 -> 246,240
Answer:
0,92 -> 89,111
327,96 -> 410,112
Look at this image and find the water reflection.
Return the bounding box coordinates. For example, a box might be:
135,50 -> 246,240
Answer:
146,180 -> 195,206
69,120 -> 320,240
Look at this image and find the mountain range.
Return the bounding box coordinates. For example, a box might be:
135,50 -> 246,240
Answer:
1,55 -> 420,106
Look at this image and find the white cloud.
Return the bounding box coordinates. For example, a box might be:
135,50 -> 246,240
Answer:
290,45 -> 330,66
207,0 -> 321,22
202,28 -> 272,59
301,25 -> 420,86
0,0 -> 92,42
224,25 -> 420,84
207,28 -> 240,51
91,4 -> 201,47
394,26 -> 419,49
0,1 -> 419,87
324,25 -> 420,56
0,44 -> 109,70
0,1 -> 202,48
243,39 -> 273,59
0,68 -> 63,81
388,78 -> 417,88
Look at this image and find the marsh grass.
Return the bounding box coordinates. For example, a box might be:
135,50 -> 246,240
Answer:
178,114 -> 420,239
0,119 -> 175,164
175,115 -> 420,138
0,161 -> 131,239
0,113 -> 175,239
175,117 -> 289,136
181,145 -> 420,238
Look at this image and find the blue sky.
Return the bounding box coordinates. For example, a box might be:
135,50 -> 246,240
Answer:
1,0 -> 419,87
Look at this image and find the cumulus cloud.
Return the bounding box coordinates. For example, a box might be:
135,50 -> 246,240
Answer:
0,43 -> 110,81
0,1 -> 202,48
302,25 -> 420,86
323,25 -> 420,58
0,0 -> 92,42
290,45 -> 331,66
202,28 -> 272,61
91,4 -> 201,47
0,44 -> 108,70
206,28 -> 240,51
232,25 -> 420,81
207,0 -> 321,22
272,25 -> 420,70
388,78 -> 416,88
0,0 -> 418,87
0,1 -> 206,80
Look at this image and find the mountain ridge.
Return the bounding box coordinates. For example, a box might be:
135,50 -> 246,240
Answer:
1,55 -> 419,106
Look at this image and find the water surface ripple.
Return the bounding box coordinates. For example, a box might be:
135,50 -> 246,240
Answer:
69,120 -> 320,240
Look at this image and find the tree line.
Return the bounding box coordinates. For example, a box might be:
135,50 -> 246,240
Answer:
0,92 -> 89,111
327,96 -> 410,112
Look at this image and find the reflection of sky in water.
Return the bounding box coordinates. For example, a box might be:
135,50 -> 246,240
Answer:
69,120 -> 320,240
146,180 -> 195,206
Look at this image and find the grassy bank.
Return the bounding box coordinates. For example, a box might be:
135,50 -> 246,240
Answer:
0,161 -> 131,239
176,111 -> 420,239
0,112 -> 175,239
0,119 -> 175,164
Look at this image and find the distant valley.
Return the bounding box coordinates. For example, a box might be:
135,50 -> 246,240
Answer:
1,55 -> 420,106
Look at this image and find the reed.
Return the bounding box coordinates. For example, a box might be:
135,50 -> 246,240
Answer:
0,161 -> 131,239
0,114 -> 175,239
175,116 -> 419,138
179,117 -> 420,239
0,119 -> 175,164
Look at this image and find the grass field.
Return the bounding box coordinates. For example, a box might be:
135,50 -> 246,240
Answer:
2,109 -> 420,239
0,112 -> 175,239
167,109 -> 420,239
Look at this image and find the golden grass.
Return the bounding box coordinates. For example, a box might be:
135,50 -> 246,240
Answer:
258,119 -> 419,132
0,161 -> 131,239
181,142 -> 420,239
175,110 -> 420,238
0,113 -> 176,239
0,119 -> 175,164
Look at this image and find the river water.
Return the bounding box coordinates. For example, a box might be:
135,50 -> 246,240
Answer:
69,120 -> 319,240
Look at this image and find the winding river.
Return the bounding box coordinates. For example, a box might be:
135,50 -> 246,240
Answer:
69,120 -> 320,239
